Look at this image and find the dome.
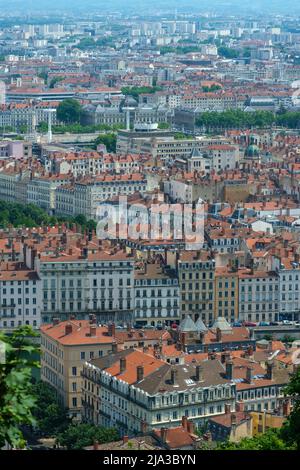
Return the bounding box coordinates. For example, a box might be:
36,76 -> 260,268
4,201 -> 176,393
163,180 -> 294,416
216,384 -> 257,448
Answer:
179,314 -> 197,332
211,317 -> 232,333
245,143 -> 260,158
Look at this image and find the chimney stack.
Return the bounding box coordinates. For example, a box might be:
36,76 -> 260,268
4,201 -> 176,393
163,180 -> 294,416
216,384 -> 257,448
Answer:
53,317 -> 60,326
187,420 -> 194,434
236,401 -> 244,412
282,399 -> 291,417
182,415 -> 188,430
226,359 -> 233,380
112,342 -> 118,354
160,428 -> 168,443
195,364 -> 204,382
90,325 -> 97,337
216,327 -> 222,342
231,414 -> 237,426
108,322 -> 116,337
65,323 -> 73,335
266,360 -> 274,380
225,403 -> 231,414
171,368 -> 178,385
221,351 -> 230,364
123,435 -> 128,444
137,365 -> 144,382
246,366 -> 253,384
120,357 -> 126,374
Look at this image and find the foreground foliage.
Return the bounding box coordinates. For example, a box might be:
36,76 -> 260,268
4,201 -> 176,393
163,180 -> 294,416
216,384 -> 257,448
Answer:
0,327 -> 40,449
56,423 -> 119,450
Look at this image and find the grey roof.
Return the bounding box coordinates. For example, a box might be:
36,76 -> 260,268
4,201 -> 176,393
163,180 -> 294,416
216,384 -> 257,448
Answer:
195,317 -> 208,332
138,359 -> 230,395
211,317 -> 232,332
179,314 -> 197,332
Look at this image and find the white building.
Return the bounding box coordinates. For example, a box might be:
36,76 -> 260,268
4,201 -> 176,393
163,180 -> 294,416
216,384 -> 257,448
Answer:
134,263 -> 180,326
0,263 -> 42,330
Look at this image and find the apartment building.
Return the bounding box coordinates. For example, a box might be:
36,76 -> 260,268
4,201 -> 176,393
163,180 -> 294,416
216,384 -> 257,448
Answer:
278,257 -> 300,322
214,266 -> 239,323
178,251 -> 215,324
0,261 -> 42,330
27,174 -> 70,213
238,268 -> 279,323
134,262 -> 180,326
26,245 -> 135,324
55,173 -> 147,219
82,349 -> 236,435
40,318 -> 116,419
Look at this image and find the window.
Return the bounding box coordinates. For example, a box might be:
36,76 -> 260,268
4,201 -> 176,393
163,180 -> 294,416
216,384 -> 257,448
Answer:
72,397 -> 77,408
72,367 -> 77,376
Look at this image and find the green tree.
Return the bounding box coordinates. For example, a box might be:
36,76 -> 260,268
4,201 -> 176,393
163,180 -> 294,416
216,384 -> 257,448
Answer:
217,428 -> 295,450
218,46 -> 239,59
157,122 -> 170,129
0,326 -> 40,449
56,423 -> 119,450
32,381 -> 70,436
281,367 -> 300,450
49,76 -> 65,89
57,98 -> 82,124
94,133 -> 117,153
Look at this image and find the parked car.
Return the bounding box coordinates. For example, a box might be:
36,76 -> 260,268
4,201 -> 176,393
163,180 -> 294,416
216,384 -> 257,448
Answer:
232,322 -> 242,327
270,321 -> 279,326
244,321 -> 257,327
259,321 -> 270,326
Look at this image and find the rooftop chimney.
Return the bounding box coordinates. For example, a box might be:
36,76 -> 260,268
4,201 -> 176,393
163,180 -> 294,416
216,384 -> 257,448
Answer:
108,322 -> 116,337
216,327 -> 222,342
112,342 -> 118,354
221,351 -> 230,364
225,403 -> 231,414
187,420 -> 194,435
137,365 -> 144,382
182,415 -> 188,430
120,357 -> 126,374
195,364 -> 204,382
53,317 -> 60,326
65,323 -> 73,335
90,325 -> 97,337
160,428 -> 168,443
226,359 -> 233,380
123,435 -> 129,444
282,399 -> 291,417
236,402 -> 244,412
246,366 -> 253,384
266,360 -> 274,380
171,368 -> 178,385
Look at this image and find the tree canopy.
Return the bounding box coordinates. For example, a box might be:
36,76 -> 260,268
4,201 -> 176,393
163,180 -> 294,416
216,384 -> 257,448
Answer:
57,98 -> 82,124
0,326 -> 40,449
56,423 -> 119,450
31,381 -> 70,436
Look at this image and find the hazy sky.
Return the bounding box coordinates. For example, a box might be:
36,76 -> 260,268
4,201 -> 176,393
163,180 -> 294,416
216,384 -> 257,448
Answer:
0,0 -> 299,15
